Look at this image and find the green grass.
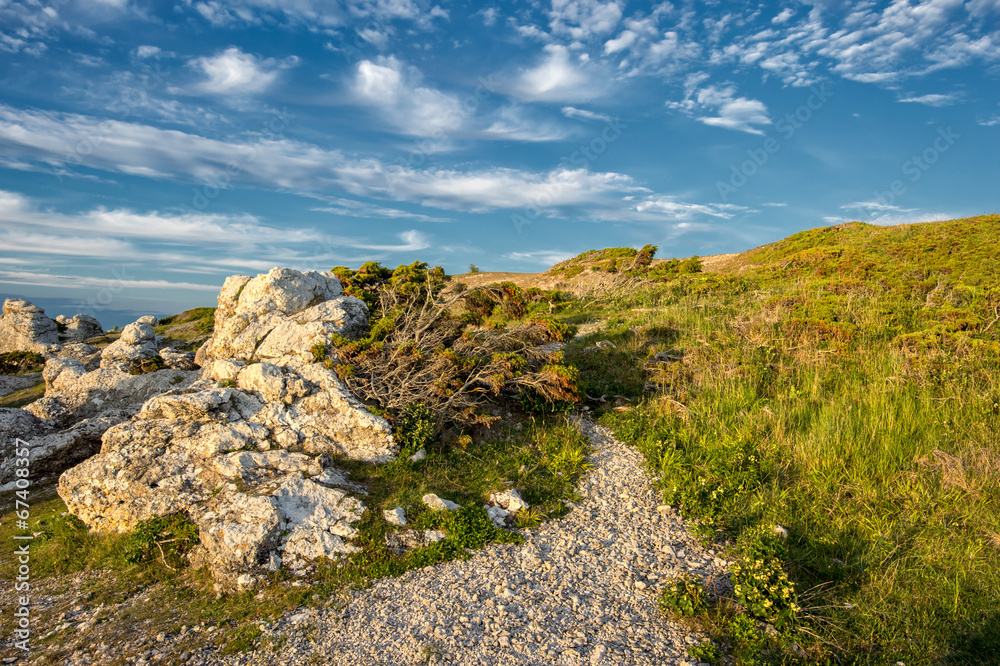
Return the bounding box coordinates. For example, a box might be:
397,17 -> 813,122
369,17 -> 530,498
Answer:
568,215 -> 1000,664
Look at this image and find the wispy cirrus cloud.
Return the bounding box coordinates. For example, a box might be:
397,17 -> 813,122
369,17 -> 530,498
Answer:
898,93 -> 961,106
0,104 -> 734,223
504,250 -> 576,266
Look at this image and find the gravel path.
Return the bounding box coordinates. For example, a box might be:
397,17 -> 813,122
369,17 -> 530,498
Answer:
209,418 -> 728,666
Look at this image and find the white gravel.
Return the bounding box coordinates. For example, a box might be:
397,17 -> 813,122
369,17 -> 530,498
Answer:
206,418 -> 728,666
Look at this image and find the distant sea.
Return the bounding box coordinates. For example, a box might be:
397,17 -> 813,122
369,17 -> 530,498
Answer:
0,293 -> 171,331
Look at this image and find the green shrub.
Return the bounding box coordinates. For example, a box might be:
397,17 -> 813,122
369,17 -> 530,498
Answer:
441,504 -> 519,550
121,514 -> 200,567
0,351 -> 45,374
394,403 -> 436,453
127,355 -> 167,375
658,574 -> 708,616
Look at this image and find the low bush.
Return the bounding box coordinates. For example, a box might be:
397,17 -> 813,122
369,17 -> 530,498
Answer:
0,351 -> 45,374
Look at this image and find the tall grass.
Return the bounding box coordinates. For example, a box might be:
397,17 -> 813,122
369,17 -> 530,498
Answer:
569,216 -> 1000,664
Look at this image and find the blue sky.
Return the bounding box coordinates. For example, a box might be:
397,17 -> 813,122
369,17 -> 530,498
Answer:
1,0 -> 999,325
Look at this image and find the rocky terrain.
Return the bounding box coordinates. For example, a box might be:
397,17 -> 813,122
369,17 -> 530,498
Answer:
0,265 -> 727,664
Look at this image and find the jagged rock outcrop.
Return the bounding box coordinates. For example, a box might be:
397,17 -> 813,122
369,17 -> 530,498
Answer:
56,266 -> 397,591
0,407 -> 53,445
99,320 -> 159,371
55,314 -> 103,342
59,366 -> 389,590
0,299 -> 59,353
27,357 -> 199,428
57,342 -> 102,370
159,347 -> 198,370
0,411 -> 126,492
194,268 -> 368,366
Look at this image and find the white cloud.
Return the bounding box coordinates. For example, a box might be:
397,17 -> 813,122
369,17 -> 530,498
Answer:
190,47 -> 296,95
514,44 -> 606,102
352,56 -> 463,137
549,0 -> 623,41
772,8 -> 795,24
0,269 -> 221,292
309,195 -> 452,222
504,250 -> 576,266
0,189 -> 439,297
183,0 -> 449,31
633,197 -> 746,220
841,201 -> 913,213
478,7 -> 499,26
898,93 -> 960,106
603,29 -> 637,54
980,115 -> 1000,126
561,106 -> 613,122
667,84 -> 771,135
135,45 -> 161,58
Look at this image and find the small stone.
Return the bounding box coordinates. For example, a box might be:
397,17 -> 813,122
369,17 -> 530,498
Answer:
423,493 -> 460,511
384,507 -> 407,526
409,448 -> 427,462
489,488 -> 529,513
424,530 -> 446,543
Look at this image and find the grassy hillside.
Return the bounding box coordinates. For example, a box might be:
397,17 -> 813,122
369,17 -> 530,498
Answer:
2,216 -> 997,662
567,214 -> 1000,664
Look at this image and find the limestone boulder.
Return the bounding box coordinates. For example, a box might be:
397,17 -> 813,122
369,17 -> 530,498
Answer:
159,347 -> 198,370
194,268 -> 368,365
0,408 -> 53,445
58,377 -> 378,590
26,362 -> 200,428
0,411 -> 126,492
56,314 -> 103,342
100,320 -> 158,371
0,299 -> 59,353
56,343 -> 102,370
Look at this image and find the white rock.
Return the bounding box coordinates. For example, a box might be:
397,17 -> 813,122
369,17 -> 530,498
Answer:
424,530 -> 446,543
0,298 -> 59,353
409,447 -> 427,462
384,507 -> 407,526
485,504 -> 510,528
423,493 -> 461,512
490,488 -> 530,513
99,320 -> 158,371
159,347 -> 198,370
59,314 -> 103,342
195,268 -> 365,365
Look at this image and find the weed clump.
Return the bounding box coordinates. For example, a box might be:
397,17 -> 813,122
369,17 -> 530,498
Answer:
0,351 -> 45,374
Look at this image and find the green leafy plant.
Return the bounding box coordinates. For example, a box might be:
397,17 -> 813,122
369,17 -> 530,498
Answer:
658,574 -> 709,617
394,402 -> 436,454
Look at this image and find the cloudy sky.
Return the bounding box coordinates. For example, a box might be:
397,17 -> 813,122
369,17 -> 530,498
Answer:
1,0 -> 998,324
